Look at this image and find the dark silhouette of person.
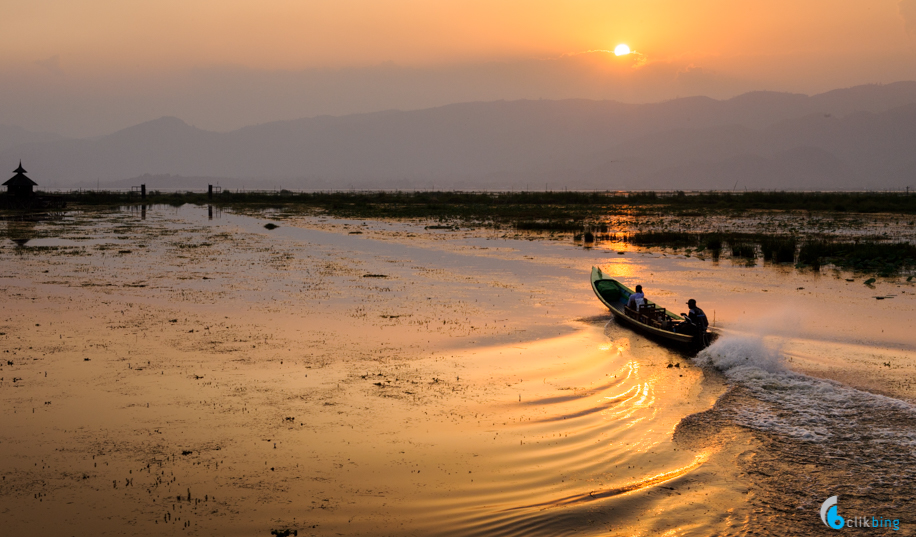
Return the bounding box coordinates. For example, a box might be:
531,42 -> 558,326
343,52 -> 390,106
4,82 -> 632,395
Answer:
627,285 -> 645,311
677,298 -> 709,346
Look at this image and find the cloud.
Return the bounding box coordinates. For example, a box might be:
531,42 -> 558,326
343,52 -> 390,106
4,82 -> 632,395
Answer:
624,50 -> 648,68
560,49 -> 647,67
901,0 -> 916,34
675,65 -> 717,86
34,55 -> 62,75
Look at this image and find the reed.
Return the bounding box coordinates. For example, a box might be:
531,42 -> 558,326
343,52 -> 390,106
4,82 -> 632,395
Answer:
515,220 -> 583,232
630,232 -> 695,247
760,236 -> 797,263
35,189 -> 916,217
798,239 -> 916,275
730,243 -> 757,259
704,237 -> 723,251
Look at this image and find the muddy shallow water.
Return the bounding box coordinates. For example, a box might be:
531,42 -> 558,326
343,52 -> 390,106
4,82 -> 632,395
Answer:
1,205 -> 914,536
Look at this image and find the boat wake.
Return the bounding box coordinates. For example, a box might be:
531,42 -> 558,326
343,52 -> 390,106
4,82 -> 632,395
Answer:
697,335 -> 916,445
686,335 -> 916,533
505,452 -> 709,511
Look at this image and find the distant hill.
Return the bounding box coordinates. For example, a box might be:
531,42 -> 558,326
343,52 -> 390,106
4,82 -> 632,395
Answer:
3,81 -> 916,190
0,124 -> 63,153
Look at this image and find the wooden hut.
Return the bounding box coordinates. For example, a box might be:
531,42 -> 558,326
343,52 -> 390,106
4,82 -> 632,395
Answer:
3,162 -> 37,197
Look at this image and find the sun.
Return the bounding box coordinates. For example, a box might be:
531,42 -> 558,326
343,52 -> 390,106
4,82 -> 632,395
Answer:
614,44 -> 631,56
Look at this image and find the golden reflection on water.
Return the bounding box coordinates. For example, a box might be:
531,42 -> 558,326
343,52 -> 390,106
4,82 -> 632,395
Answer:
399,326 -> 723,536
0,207 -> 772,536
598,258 -> 638,279
599,336 -> 631,354
515,450 -> 711,510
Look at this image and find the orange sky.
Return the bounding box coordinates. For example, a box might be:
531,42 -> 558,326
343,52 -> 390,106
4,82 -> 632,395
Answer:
2,0 -> 916,135
3,0 -> 913,70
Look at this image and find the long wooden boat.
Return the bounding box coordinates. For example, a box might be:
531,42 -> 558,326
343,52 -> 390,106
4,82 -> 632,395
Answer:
590,266 -> 703,346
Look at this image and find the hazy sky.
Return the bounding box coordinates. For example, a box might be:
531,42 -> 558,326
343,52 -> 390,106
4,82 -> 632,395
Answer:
3,0 -> 916,137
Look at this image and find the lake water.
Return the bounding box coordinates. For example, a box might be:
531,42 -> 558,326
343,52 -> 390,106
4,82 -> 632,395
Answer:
1,205 -> 914,535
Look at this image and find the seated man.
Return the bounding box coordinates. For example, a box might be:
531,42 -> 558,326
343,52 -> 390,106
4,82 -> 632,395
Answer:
675,299 -> 709,345
626,285 -> 645,312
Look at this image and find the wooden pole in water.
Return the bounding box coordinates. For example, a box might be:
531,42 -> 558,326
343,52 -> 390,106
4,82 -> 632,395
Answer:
141,184 -> 146,200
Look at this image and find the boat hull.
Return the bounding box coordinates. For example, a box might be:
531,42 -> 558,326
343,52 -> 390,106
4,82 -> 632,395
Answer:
590,266 -> 699,346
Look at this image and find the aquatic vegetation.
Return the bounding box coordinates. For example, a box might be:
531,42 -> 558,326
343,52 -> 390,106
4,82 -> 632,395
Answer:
619,230 -> 916,273
7,190 -> 915,276
730,242 -> 757,259
630,231 -> 695,247
29,189 -> 916,217
760,237 -> 797,263
798,240 -> 916,275
629,232 -> 792,262
514,220 -> 583,232
703,237 -> 723,251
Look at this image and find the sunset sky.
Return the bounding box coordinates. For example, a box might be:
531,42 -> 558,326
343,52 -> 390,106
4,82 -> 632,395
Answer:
3,0 -> 916,136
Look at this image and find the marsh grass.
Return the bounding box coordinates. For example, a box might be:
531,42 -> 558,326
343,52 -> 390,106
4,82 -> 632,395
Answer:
40,190 -> 916,217
616,231 -> 886,270
629,232 -> 794,262
729,242 -> 757,259
515,220 -> 583,232
630,232 -> 695,247
10,190 -> 916,275
798,240 -> 916,275
760,237 -> 798,263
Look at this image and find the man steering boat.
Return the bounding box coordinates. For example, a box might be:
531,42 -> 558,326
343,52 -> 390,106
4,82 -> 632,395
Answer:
674,298 -> 709,348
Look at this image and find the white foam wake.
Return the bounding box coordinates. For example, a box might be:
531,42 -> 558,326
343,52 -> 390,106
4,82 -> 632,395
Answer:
697,336 -> 916,445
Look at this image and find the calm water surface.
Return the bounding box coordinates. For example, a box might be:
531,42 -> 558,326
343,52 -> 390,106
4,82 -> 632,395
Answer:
0,205 -> 914,536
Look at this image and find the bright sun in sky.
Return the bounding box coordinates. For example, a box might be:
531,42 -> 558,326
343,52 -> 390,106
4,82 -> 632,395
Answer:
614,44 -> 631,56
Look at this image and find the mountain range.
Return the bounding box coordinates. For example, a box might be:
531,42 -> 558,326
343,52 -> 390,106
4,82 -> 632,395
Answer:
3,81 -> 916,191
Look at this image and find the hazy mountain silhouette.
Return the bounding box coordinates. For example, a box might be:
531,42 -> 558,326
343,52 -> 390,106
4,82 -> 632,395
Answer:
0,124 -> 63,153
4,81 -> 916,190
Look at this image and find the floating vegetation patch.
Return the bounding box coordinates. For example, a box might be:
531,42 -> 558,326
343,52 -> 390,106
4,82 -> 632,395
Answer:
51,190 -> 916,218
16,245 -> 60,252
173,242 -> 213,249
703,237 -> 723,252
514,220 -> 584,232
628,232 -> 791,262
797,240 -> 916,276
630,232 -> 695,247
730,242 -> 757,259
760,237 -> 797,263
